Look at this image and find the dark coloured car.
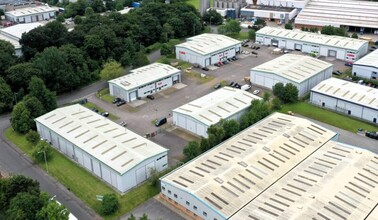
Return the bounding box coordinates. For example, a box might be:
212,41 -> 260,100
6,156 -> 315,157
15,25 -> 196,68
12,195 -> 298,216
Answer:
116,100 -> 126,106
112,97 -> 121,104
147,95 -> 155,100
366,131 -> 378,140
229,81 -> 235,87
222,60 -> 228,65
345,62 -> 353,67
155,117 -> 167,127
214,83 -> 221,89
202,67 -> 209,71
92,108 -> 99,113
231,56 -> 238,61
214,63 -> 221,67
101,112 -> 109,117
251,51 -> 258,55
234,83 -> 241,89
255,46 -> 260,50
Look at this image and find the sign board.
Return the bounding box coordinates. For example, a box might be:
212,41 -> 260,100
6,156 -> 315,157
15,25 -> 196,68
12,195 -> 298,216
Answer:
96,195 -> 103,201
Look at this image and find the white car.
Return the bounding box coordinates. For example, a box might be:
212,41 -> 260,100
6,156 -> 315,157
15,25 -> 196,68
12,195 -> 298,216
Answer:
253,90 -> 260,95
241,84 -> 251,91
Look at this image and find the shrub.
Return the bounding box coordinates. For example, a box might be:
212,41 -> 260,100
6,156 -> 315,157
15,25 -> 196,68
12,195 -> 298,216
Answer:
26,130 -> 40,145
32,141 -> 52,163
100,194 -> 119,215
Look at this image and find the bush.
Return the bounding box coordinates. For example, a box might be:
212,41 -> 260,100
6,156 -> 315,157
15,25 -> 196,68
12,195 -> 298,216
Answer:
148,168 -> 160,187
32,141 -> 52,163
100,194 -> 119,215
26,130 -> 40,145
284,23 -> 293,30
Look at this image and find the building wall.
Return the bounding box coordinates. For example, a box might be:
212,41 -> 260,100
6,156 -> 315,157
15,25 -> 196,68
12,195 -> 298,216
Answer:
310,92 -> 378,124
352,65 -> 378,79
5,11 -> 55,23
160,181 -> 225,220
240,8 -> 297,23
36,122 -> 169,192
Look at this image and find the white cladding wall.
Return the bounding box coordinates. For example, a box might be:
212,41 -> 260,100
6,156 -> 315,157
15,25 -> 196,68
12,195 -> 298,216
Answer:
243,8 -> 297,20
109,73 -> 180,102
310,92 -> 378,124
176,46 -> 240,67
6,12 -> 55,23
36,122 -> 168,192
352,65 -> 378,80
255,35 -> 368,61
250,67 -> 332,97
161,182 -> 225,220
173,108 -> 249,138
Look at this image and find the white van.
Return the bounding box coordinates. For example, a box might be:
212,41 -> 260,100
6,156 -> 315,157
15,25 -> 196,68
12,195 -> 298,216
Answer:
241,84 -> 251,91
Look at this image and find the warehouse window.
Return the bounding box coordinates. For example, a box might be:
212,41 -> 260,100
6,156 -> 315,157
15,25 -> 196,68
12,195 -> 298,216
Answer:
162,186 -> 165,191
203,212 -> 207,217
193,206 -> 197,210
168,190 -> 171,194
348,110 -> 351,115
174,194 -> 177,198
186,201 -> 190,206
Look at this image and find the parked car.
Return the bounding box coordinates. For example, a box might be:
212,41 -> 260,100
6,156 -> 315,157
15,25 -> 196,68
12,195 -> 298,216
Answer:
250,45 -> 256,49
253,90 -> 260,95
147,95 -> 155,100
112,97 -> 121,104
100,112 -> 109,117
202,67 -> 209,71
255,46 -> 260,50
116,100 -> 126,106
251,51 -> 258,55
241,84 -> 251,91
214,83 -> 221,89
229,81 -> 235,87
333,70 -> 342,76
231,56 -> 238,61
345,62 -> 353,67
155,117 -> 167,127
227,58 -> 233,62
234,83 -> 241,89
119,121 -> 127,127
371,46 -> 377,50
214,63 -> 221,67
222,60 -> 229,65
242,44 -> 249,47
92,107 -> 99,113
366,131 -> 378,140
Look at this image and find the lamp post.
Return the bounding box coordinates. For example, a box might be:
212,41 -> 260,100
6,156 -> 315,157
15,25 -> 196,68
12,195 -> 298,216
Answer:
38,150 -> 48,173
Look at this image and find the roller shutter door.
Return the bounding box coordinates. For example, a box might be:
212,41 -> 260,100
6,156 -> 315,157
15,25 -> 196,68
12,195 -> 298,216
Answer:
265,77 -> 274,88
186,118 -> 196,134
328,50 -> 337,57
271,39 -> 278,47
177,114 -> 186,129
136,167 -> 146,184
255,74 -> 265,86
295,44 -> 302,51
129,91 -> 137,101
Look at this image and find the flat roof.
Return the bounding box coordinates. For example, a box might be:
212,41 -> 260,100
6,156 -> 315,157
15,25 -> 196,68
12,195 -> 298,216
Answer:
35,104 -> 168,175
5,6 -> 56,16
230,140 -> 378,219
173,87 -> 261,126
108,63 -> 180,91
311,77 -> 378,110
0,34 -> 20,48
161,112 -> 337,218
251,54 -> 333,83
256,26 -> 367,51
0,22 -> 43,39
176,33 -> 241,56
295,0 -> 378,29
354,49 -> 378,69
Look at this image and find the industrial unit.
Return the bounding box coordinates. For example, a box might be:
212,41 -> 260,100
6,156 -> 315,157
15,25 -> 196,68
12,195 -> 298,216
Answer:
247,0 -> 310,9
240,5 -> 298,24
295,0 -> 378,32
108,63 -> 181,102
352,49 -> 378,80
175,34 -> 241,67
310,78 -> 378,124
35,104 -> 168,193
172,87 -> 261,137
160,113 -> 378,220
5,6 -> 56,23
213,0 -> 247,18
256,27 -> 369,61
250,54 -> 333,96
0,22 -> 43,56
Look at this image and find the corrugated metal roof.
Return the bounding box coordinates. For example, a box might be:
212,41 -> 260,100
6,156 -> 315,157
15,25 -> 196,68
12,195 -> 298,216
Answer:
251,54 -> 333,83
35,104 -> 168,175
5,6 -> 56,16
256,26 -> 367,51
354,49 -> 378,68
0,22 -> 43,39
173,87 -> 261,126
176,33 -> 241,56
311,78 -> 378,110
108,63 -> 180,91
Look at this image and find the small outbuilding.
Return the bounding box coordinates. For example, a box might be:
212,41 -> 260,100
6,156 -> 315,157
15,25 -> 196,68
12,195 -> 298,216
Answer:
310,77 -> 378,124
256,26 -> 369,61
35,104 -> 169,193
250,54 -> 333,96
175,33 -> 241,67
108,63 -> 181,102
352,49 -> 378,80
172,86 -> 261,137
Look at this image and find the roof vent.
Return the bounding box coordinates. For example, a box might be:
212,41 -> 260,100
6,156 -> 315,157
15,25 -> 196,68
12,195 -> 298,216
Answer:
214,177 -> 224,184
283,133 -> 290,138
263,146 -> 270,152
238,161 -> 248,167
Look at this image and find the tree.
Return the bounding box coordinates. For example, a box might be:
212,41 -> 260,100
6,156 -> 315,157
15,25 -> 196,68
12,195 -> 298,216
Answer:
283,83 -> 298,103
120,52 -> 132,67
263,92 -> 271,102
132,51 -> 150,68
128,214 -> 137,220
271,97 -> 281,110
207,125 -> 225,146
100,60 -> 124,80
100,194 -> 119,215
84,7 -> 94,17
218,20 -> 241,36
11,102 -> 31,134
254,18 -> 266,26
160,43 -> 173,56
148,168 -> 160,187
23,95 -> 45,129
26,130 -> 40,145
284,23 -> 293,30
239,114 -> 250,130
221,119 -> 240,139
351,33 -> 358,39
36,200 -> 69,220
6,192 -> 44,220
32,141 -> 52,163
28,77 -> 57,112
0,40 -> 16,77
74,15 -> 83,24
203,9 -> 223,25
5,63 -> 41,92
272,82 -> 285,99
56,14 -> 65,23
84,34 -> 106,60
200,137 -> 210,153
139,213 -> 149,220
183,141 -> 200,161
0,77 -> 13,113
91,0 -> 106,13
248,29 -> 256,41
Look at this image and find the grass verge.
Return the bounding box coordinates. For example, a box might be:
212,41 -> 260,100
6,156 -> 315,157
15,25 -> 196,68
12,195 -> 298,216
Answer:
279,102 -> 378,132
82,102 -> 119,121
4,128 -> 170,220
185,71 -> 215,84
96,88 -> 114,103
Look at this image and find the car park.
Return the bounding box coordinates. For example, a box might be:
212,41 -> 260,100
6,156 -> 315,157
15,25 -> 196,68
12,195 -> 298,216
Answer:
214,83 -> 221,89
147,95 -> 155,100
116,100 -> 126,106
253,90 -> 260,95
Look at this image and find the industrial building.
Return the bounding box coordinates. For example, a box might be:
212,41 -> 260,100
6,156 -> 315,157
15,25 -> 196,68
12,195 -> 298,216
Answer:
246,0 -> 310,9
200,0 -> 210,15
0,22 -> 43,56
213,0 -> 247,18
161,113 -> 378,219
240,5 -> 298,24
172,87 -> 261,137
256,27 -> 369,61
0,0 -> 34,11
310,77 -> 378,124
5,6 -> 56,23
352,49 -> 378,80
35,104 -> 168,193
108,63 -> 181,102
295,0 -> 378,32
250,54 -> 333,96
176,34 -> 241,67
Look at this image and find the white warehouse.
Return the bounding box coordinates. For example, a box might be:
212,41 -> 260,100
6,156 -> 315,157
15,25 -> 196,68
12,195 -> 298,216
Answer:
250,54 -> 333,96
5,6 -> 56,23
175,33 -> 241,67
35,104 -> 168,193
161,113 -> 378,219
256,27 -> 369,61
172,87 -> 261,137
352,49 -> 378,80
310,77 -> 378,124
108,63 -> 181,102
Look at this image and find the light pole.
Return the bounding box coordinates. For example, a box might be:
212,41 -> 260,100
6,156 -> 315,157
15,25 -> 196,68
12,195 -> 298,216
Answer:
38,150 -> 48,173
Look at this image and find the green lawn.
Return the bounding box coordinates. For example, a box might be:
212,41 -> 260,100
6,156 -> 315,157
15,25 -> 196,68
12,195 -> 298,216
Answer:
96,88 -> 115,103
185,71 -> 215,84
82,102 -> 119,121
186,0 -> 214,9
5,128 -> 162,220
279,102 -> 378,132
